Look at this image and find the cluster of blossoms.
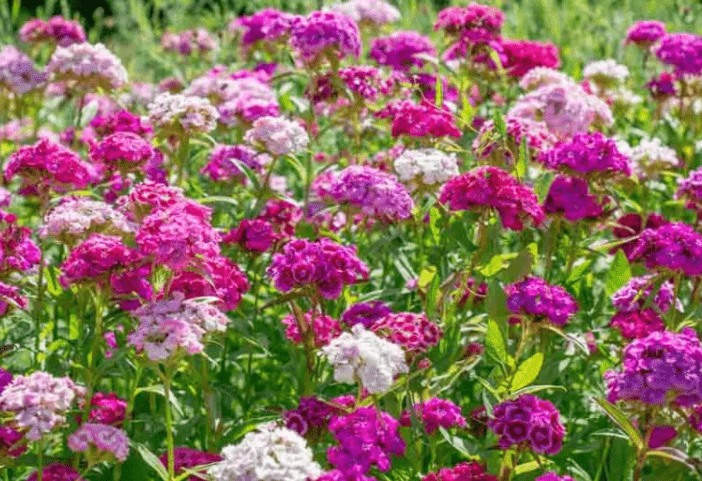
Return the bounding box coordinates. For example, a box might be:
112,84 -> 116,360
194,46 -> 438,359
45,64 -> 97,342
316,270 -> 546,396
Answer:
148,93 -> 219,135
341,300 -> 392,328
370,312 -> 442,355
628,222 -> 702,276
624,20 -> 666,49
67,423 -> 130,462
676,167 -> 702,213
654,33 -> 702,76
309,65 -> 396,105
472,117 -> 556,165
230,9 -> 298,49
47,43 -> 128,91
440,166 -> 545,231
282,310 -> 342,348
27,464 -> 83,481
160,447 -> 221,481
209,425 -> 321,481
0,46 -> 46,95
321,166 -> 414,221
161,29 -> 218,55
214,77 -> 280,126
605,328 -> 702,406
369,31 -> 436,72
505,277 -> 578,326
90,109 -> 153,138
488,394 -> 565,454
631,138 -> 679,179
90,132 -> 157,174
543,176 -> 608,221
610,309 -> 665,340
328,0 -> 401,26
0,372 -> 84,440
290,11 -> 361,65
59,234 -> 138,287
434,3 -> 503,46
267,237 -> 368,299
19,16 -> 86,46
583,59 -> 630,89
386,101 -> 462,139
422,462 -> 497,481
501,39 -> 561,78
327,406 -> 406,475
244,116 -> 309,156
0,217 -> 41,276
609,275 -> 677,339
400,398 -> 466,434
610,212 -> 668,259
224,218 -> 279,253
393,149 -> 459,191
86,392 -> 127,425
321,324 -> 408,394
538,132 -> 632,178
284,396 -> 347,439
201,144 -> 268,182
127,293 -> 229,362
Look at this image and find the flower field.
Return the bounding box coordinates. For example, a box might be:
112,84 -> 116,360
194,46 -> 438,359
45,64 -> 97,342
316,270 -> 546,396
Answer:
2,0 -> 702,480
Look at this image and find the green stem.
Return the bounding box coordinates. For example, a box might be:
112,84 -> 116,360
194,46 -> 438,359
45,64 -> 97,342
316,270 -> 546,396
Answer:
83,292 -> 105,423
37,438 -> 44,481
175,135 -> 191,186
34,247 -> 46,368
163,368 -> 175,481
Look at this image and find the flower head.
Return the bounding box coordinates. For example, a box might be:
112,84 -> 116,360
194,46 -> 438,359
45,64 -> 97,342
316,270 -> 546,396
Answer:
290,11 -> 361,65
68,423 -> 130,462
369,31 -> 436,72
47,43 -> 127,91
245,116 -> 309,156
505,276 -> 578,325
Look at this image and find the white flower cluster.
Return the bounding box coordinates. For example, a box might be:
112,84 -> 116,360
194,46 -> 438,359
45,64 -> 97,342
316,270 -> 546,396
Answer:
209,425 -> 322,481
0,371 -> 85,440
0,46 -> 46,95
583,59 -> 629,87
244,116 -> 309,156
47,42 -> 127,90
631,137 -> 679,179
321,324 -> 408,394
518,67 -> 573,92
40,198 -> 134,241
148,92 -> 219,135
393,148 -> 459,190
328,0 -> 401,25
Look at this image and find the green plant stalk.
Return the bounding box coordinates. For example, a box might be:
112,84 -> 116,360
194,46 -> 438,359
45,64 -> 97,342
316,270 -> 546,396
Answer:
163,367 -> 176,481
36,438 -> 44,481
34,247 -> 46,368
175,135 -> 191,186
82,292 -> 105,423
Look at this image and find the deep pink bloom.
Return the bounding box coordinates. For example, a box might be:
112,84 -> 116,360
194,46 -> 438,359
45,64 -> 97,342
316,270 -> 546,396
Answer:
422,461 -> 497,481
648,425 -> 677,448
389,101 -> 461,139
27,464 -> 83,481
0,218 -> 40,276
655,33 -> 702,75
625,21 -> 666,48
0,426 -> 25,457
290,11 -> 361,64
231,8 -> 297,48
90,110 -> 153,138
60,234 -> 139,287
159,447 -> 222,481
609,309 -> 665,340
629,222 -> 702,276
341,301 -> 392,328
505,276 -> 578,325
543,175 -> 608,221
434,3 -> 504,40
90,132 -> 156,174
371,312 -> 442,354
260,199 -> 303,237
87,392 -> 127,426
610,213 -> 668,259
282,310 -> 342,348
400,398 -> 466,434
369,31 -> 436,72
538,132 -> 631,177
223,218 -> 279,253
285,396 -> 346,440
19,16 -> 86,46
501,39 -> 560,77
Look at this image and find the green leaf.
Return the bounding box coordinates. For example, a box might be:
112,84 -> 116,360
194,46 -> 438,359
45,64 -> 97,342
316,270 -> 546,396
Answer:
514,461 -> 540,475
593,397 -> 644,451
504,245 -> 535,283
136,385 -> 184,416
510,352 -> 544,391
134,442 -> 169,481
434,74 -> 443,107
515,135 -> 529,179
485,318 -> 508,364
646,447 -> 696,469
512,384 -> 567,396
439,427 -> 473,458
479,253 -> 517,277
605,250 -> 631,296
417,266 -> 437,290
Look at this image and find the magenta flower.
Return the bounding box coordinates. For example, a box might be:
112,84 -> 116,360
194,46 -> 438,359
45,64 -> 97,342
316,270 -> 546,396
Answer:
19,16 -> 86,46
282,310 -> 341,348
369,31 -> 436,72
60,234 -> 139,287
505,276 -> 578,326
609,309 -> 665,340
90,109 -> 153,138
159,447 -> 222,481
290,11 -> 361,65
27,464 -> 84,481
90,132 -> 156,174
501,39 -> 561,78
230,8 -> 297,48
538,132 -> 631,178
625,20 -> 666,49
371,312 -> 442,355
223,218 -> 279,253
341,301 -> 392,328
543,175 -> 608,221
655,33 -> 702,75
400,398 -> 466,434
390,101 -> 462,139
67,423 -> 130,462
628,222 -> 702,277
422,461 -> 497,481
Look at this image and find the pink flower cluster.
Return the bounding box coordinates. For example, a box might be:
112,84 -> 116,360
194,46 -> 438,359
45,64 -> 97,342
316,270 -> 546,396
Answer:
282,310 -> 342,348
389,101 -> 462,139
505,276 -> 578,326
290,11 -> 361,65
285,396 -> 348,440
609,309 -> 665,340
440,166 -> 545,231
159,447 -> 222,481
86,392 -> 127,426
0,46 -> 46,95
328,407 -> 406,475
47,43 -> 128,91
324,166 -> 414,221
230,8 -> 298,48
200,144 -> 267,182
654,33 -> 702,75
675,167 -> 702,213
538,132 -> 631,177
19,16 -> 86,46
371,312 -> 442,354
27,464 -> 83,481
605,328 -> 702,406
67,423 -> 130,462
400,397 -> 466,434
369,31 -> 436,72
90,110 -> 153,138
341,301 -> 392,328
267,237 -> 369,299
488,394 -> 565,454
223,218 -> 279,253
472,117 -> 556,164
60,234 -> 138,287
0,218 -> 40,276
434,4 -> 504,40
624,20 -> 666,48
422,462 -> 498,481
611,213 -> 668,259
309,66 -> 396,104
90,132 -> 156,174
0,425 -> 25,457
501,40 -> 561,78
612,275 -> 677,313
543,176 -> 608,221
161,29 -> 217,55
628,222 -> 702,277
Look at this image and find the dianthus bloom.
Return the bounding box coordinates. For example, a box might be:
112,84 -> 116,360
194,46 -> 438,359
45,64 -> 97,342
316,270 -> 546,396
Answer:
488,394 -> 565,454
27,464 -> 83,481
538,132 -> 631,178
472,117 -> 556,165
148,93 -> 218,135
535,474 -> 575,481
434,3 -> 504,41
631,138 -> 678,179
629,222 -> 702,276
67,423 -> 129,462
501,39 -> 560,78
583,59 -> 629,88
401,398 -> 466,434
244,116 -> 309,156
209,425 -> 322,481
676,167 -> 702,213
393,149 -> 459,191
160,28 -> 217,55
47,43 -> 127,91
326,166 -> 414,221
290,11 -> 361,65
0,218 -> 41,276
90,110 -> 153,138
308,65 -> 395,104
389,101 -> 462,139
0,46 -> 46,95
654,33 -> 702,76
282,310 -> 342,348
440,166 -> 544,231
371,312 -> 442,355
605,328 -> 702,406
128,293 -> 229,362
230,9 -> 297,48
422,461 -> 497,481
90,132 -> 156,174
223,218 -> 279,253
40,198 -> 132,243
518,67 -> 573,91
328,0 -> 400,26
322,324 -> 408,394
5,139 -> 95,196
160,447 -> 222,481
118,182 -> 187,221
612,275 -> 677,313
284,396 -> 347,439
609,309 -> 665,340
87,392 -> 127,426
369,31 -> 436,72
0,369 -> 12,394
624,20 -> 666,49
0,372 -> 84,441
328,407 -> 406,474
20,16 -> 86,46
342,301 -> 392,328
201,144 -> 268,182
505,276 -> 578,326
611,213 -> 668,259
267,237 -> 368,299
543,175 -> 608,221
60,234 -> 138,287
0,425 -> 25,457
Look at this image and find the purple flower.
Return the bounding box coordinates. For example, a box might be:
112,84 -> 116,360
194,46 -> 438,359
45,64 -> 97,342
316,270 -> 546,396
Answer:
648,425 -> 677,448
625,20 -> 666,48
369,31 -> 436,72
629,222 -> 702,277
230,8 -> 297,48
676,167 -> 702,213
543,175 -> 608,221
371,312 -> 442,355
609,309 -> 665,340
538,132 -> 631,177
341,301 -> 392,328
505,276 -> 578,326
655,33 -> 702,75
290,11 -> 361,65
400,398 -> 466,434
612,275 -> 677,313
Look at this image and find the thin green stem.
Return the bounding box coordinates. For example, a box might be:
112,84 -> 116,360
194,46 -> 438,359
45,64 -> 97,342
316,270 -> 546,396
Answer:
36,438 -> 44,481
34,247 -> 46,368
163,368 -> 176,481
83,292 -> 105,423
